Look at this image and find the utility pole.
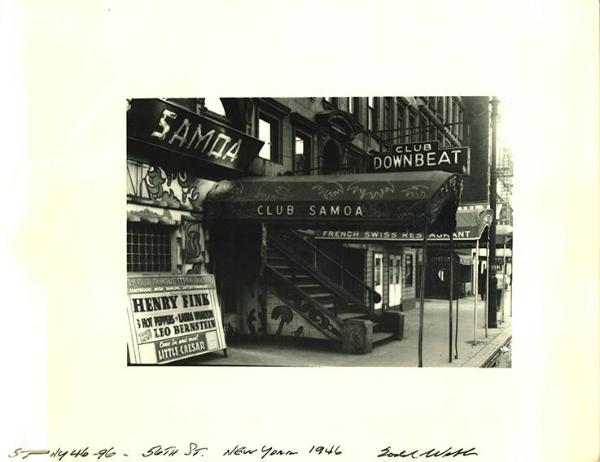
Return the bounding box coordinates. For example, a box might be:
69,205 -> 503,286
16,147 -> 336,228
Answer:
488,97 -> 499,328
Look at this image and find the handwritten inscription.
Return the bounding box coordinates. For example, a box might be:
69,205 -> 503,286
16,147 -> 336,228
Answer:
9,444 -> 478,460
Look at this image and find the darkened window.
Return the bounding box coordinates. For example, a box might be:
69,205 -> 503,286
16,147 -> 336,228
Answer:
436,97 -> 444,116
346,153 -> 362,174
420,116 -> 429,142
368,97 -> 376,131
294,131 -> 312,175
383,97 -> 393,143
408,111 -> 418,142
405,254 -> 413,286
396,101 -> 406,143
429,121 -> 437,141
428,97 -> 435,110
258,113 -> 280,162
127,222 -> 173,273
324,97 -> 336,108
457,105 -> 464,141
322,140 -> 341,174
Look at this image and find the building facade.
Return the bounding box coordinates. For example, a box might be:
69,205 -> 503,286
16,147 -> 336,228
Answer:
127,96 -> 491,353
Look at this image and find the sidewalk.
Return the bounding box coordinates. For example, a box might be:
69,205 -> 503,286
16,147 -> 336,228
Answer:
177,290 -> 512,367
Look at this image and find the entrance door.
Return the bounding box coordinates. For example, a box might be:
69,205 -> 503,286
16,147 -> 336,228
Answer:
389,254 -> 402,308
374,253 -> 383,310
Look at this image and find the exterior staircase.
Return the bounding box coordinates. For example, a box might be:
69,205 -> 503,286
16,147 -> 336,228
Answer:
263,230 -> 403,351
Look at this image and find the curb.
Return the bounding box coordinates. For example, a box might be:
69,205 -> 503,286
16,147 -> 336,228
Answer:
461,326 -> 512,368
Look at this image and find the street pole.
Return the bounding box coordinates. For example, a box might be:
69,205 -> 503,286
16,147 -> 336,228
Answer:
473,240 -> 479,344
418,225 -> 429,367
488,97 -> 499,328
449,234 -> 454,363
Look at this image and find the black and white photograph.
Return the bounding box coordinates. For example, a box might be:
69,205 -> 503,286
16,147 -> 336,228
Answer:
5,1 -> 599,461
126,96 -> 513,367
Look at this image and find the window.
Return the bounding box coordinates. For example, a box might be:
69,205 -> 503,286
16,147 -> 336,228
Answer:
294,131 -> 312,175
383,97 -> 393,143
420,116 -> 429,142
396,101 -> 406,144
349,97 -> 356,116
404,254 -> 413,286
429,121 -> 437,141
203,97 -> 226,116
368,97 -> 376,131
436,97 -> 444,116
408,111 -> 418,142
127,222 -> 173,273
346,154 -> 361,174
257,113 -> 280,162
324,97 -> 336,107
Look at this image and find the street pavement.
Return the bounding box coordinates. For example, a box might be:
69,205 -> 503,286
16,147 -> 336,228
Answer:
176,289 -> 512,367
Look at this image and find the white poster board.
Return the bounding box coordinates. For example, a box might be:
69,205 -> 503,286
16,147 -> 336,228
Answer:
126,274 -> 226,364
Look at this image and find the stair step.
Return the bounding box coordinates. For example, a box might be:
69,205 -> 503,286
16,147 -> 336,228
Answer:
312,293 -> 334,299
373,331 -> 396,346
296,283 -> 322,289
337,312 -> 367,321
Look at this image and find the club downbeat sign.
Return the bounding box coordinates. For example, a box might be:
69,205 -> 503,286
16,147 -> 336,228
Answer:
369,141 -> 471,175
126,274 -> 226,364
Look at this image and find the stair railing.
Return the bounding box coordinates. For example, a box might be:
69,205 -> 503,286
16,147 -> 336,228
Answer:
270,230 -> 381,314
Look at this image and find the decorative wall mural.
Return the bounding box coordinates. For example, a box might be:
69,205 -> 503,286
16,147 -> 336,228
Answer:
127,161 -> 215,211
271,305 -> 294,336
290,326 -> 304,337
246,309 -> 258,336
181,219 -> 206,264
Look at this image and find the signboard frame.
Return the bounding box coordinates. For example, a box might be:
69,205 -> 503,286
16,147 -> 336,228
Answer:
369,143 -> 471,175
126,273 -> 227,365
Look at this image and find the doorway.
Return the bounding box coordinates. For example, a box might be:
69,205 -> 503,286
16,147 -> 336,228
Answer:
389,254 -> 402,309
374,252 -> 383,310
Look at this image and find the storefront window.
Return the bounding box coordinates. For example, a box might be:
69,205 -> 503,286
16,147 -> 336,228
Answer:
405,254 -> 413,286
127,222 -> 173,273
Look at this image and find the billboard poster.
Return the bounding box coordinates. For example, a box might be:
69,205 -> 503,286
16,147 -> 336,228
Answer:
126,274 -> 226,364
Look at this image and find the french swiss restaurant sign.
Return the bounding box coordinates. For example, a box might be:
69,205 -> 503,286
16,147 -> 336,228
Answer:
127,99 -> 264,171
369,141 -> 470,175
126,274 -> 226,364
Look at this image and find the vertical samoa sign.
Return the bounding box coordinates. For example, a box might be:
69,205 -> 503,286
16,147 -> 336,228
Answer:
127,274 -> 226,364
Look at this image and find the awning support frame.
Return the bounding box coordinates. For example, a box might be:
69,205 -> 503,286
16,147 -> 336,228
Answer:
418,222 -> 429,368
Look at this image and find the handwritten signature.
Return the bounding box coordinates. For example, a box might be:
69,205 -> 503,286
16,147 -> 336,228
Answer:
377,446 -> 478,458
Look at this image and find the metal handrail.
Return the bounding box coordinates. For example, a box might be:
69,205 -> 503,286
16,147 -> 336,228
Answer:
275,230 -> 381,306
269,237 -> 366,313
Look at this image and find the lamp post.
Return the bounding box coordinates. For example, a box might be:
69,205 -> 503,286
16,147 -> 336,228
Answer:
488,97 -> 499,328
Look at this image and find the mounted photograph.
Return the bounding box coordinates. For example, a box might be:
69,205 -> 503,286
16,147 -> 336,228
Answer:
126,97 -> 513,367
